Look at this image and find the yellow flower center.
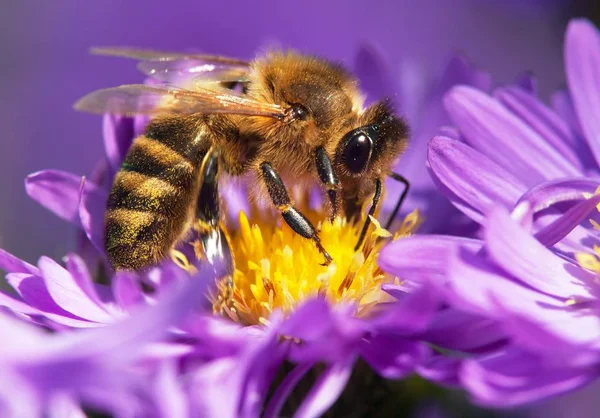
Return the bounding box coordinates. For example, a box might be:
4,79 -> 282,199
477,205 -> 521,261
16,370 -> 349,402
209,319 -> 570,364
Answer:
210,207 -> 421,326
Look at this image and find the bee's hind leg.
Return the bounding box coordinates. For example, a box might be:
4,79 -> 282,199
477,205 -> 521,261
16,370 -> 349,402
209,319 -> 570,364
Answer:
260,161 -> 332,266
194,148 -> 235,312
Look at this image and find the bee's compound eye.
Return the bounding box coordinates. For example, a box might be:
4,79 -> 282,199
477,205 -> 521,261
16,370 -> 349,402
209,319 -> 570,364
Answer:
342,131 -> 372,174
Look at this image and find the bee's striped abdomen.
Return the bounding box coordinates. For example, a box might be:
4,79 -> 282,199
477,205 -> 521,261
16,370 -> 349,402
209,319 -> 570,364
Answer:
105,115 -> 210,270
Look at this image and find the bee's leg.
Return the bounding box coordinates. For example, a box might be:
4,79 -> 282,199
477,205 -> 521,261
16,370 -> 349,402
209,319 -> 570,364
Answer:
260,162 -> 332,266
314,147 -> 340,221
354,178 -> 382,251
195,149 -> 235,309
384,172 -> 410,230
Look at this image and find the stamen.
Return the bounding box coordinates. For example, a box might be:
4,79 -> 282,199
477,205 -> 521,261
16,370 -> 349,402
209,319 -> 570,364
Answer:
186,203 -> 422,325
582,187 -> 600,230
170,249 -> 196,274
368,215 -> 392,238
565,298 -> 577,306
575,252 -> 600,274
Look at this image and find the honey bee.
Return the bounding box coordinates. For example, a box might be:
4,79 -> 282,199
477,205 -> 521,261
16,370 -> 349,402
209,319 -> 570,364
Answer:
75,47 -> 410,284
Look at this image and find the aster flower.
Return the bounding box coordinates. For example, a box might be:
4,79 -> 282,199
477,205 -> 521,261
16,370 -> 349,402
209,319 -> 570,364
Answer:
382,197 -> 600,407
426,19 -> 600,241
379,18 -> 600,407
0,263 -> 216,417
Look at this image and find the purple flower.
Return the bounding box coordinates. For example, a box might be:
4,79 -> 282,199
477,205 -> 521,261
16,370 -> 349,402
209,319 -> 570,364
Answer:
379,18 -> 600,408
2,6 -> 572,412
427,19 -> 600,233
381,197 -> 600,406
0,263 -> 216,417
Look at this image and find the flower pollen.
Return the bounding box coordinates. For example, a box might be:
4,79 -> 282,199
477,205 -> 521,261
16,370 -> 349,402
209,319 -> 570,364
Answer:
211,208 -> 421,326
575,245 -> 600,275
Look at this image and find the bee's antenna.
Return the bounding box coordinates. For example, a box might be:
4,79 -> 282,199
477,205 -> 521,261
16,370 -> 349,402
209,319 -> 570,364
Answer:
384,172 -> 410,230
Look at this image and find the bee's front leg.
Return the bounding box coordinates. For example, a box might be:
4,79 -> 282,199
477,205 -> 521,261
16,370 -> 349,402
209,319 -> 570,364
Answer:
195,148 -> 235,311
260,161 -> 332,266
354,178 -> 382,251
314,147 -> 340,222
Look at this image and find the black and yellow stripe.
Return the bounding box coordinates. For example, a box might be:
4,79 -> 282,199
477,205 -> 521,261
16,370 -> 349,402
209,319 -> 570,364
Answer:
105,115 -> 211,270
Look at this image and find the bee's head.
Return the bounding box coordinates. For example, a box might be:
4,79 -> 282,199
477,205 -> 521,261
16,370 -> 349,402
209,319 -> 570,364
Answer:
330,100 -> 408,217
334,101 -> 408,180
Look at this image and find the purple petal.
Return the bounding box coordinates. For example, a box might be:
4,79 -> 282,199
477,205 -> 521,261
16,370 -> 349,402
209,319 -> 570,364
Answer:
360,337 -> 425,379
294,356 -> 355,418
379,235 -> 481,284
534,192 -> 600,247
446,249 -> 533,318
354,44 -> 396,105
281,300 -> 362,363
183,315 -> 249,359
461,349 -> 599,407
65,254 -> 110,311
47,394 -> 87,418
189,358 -> 240,418
222,179 -> 251,225
38,256 -> 115,323
514,72 -> 537,95
515,177 -> 600,214
112,272 -> 144,311
0,290 -> 39,316
190,320 -> 283,418
0,248 -> 38,275
437,54 -> 492,94
279,299 -> 347,342
3,267 -> 216,417
444,86 -> 581,184
134,115 -> 151,137
264,362 -> 314,418
449,247 -> 600,357
424,309 -> 507,354
484,208 -> 592,299
6,273 -> 99,328
0,369 -> 40,417
153,362 -> 189,418
141,342 -> 194,361
25,170 -> 84,224
550,90 -> 599,173
46,264 -> 214,363
103,114 -> 134,175
376,282 -> 441,332
427,168 -> 483,223
551,90 -> 585,140
417,354 -> 461,386
565,19 -> 600,168
79,177 -> 108,252
428,136 -> 526,221
494,86 -> 581,168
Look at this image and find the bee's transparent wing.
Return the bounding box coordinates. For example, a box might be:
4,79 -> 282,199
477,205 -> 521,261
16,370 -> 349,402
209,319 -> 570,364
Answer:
136,60 -> 250,85
74,84 -> 284,118
90,46 -> 249,65
91,46 -> 251,86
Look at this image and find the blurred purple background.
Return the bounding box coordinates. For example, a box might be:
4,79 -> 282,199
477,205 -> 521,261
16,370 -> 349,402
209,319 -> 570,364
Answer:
0,1 -> 575,261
